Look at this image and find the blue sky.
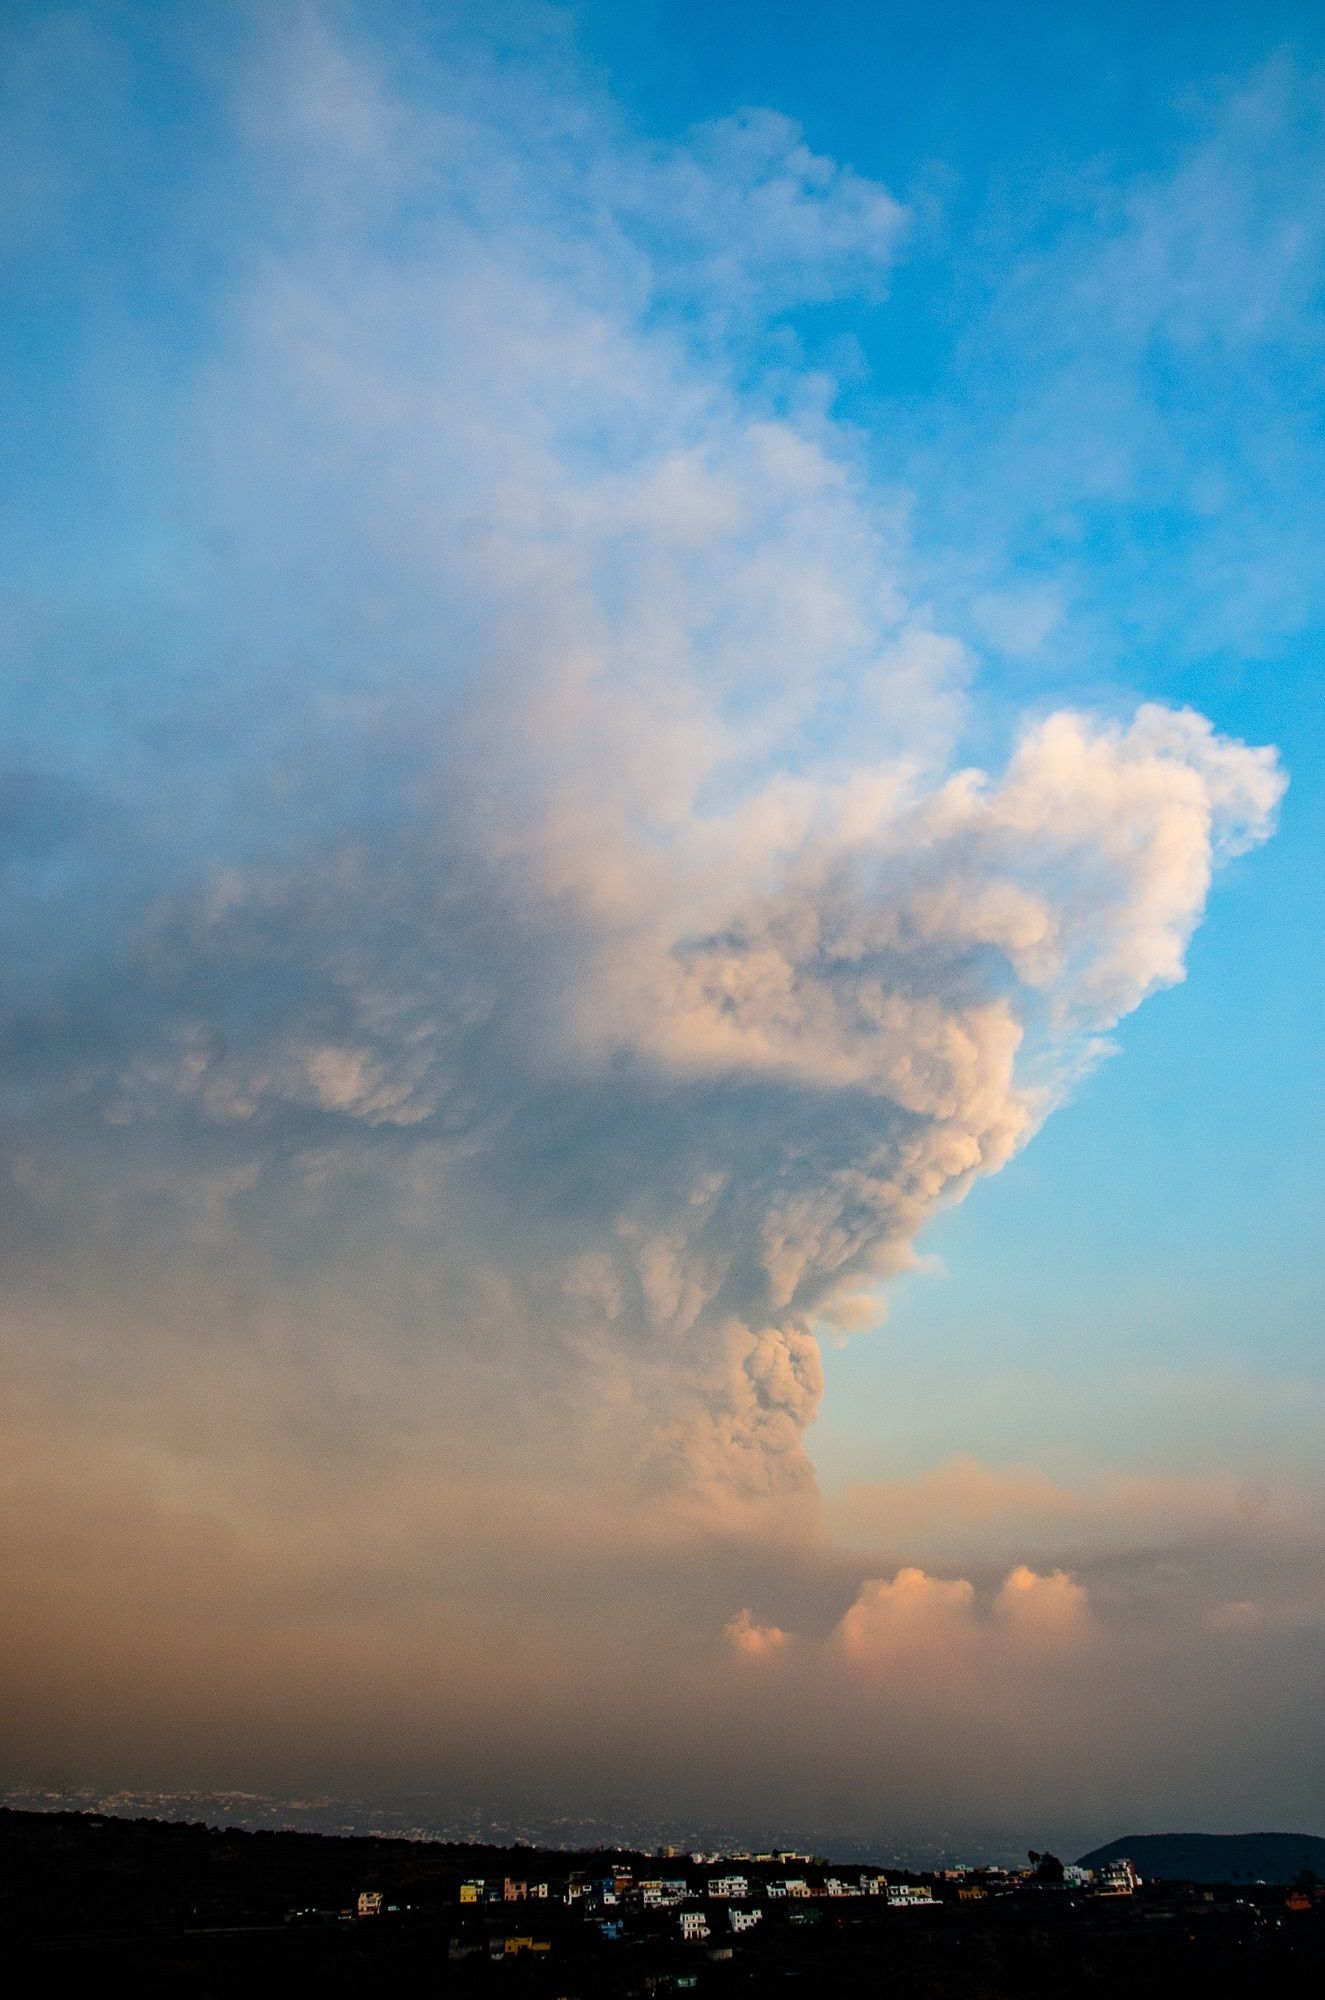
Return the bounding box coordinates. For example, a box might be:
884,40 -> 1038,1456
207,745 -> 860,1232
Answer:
1,0 -> 1323,1843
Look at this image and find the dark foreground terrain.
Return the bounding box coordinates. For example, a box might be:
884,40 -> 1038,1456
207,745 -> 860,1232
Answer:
5,1806 -> 1325,1997
1079,1828 -> 1325,1885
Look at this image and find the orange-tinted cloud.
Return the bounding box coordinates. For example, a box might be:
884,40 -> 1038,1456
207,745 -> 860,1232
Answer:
992,1565 -> 1092,1643
833,1563 -> 1092,1669
724,1608 -> 791,1658
836,1566 -> 977,1662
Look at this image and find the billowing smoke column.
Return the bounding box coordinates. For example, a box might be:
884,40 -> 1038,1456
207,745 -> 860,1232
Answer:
0,6 -> 1284,1520
103,694 -> 1277,1505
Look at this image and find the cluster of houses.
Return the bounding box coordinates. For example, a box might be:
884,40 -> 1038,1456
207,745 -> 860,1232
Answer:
441,1852 -> 1142,1939
458,1866 -> 902,1914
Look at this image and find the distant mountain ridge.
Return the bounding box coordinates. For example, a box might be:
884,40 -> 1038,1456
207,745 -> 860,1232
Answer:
1078,1831 -> 1325,1884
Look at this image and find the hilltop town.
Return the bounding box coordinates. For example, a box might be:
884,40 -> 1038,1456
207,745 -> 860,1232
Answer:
5,1805 -> 1325,1995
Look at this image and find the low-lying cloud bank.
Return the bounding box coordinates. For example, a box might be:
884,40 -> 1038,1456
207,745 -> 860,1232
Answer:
6,1367 -> 1325,1841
